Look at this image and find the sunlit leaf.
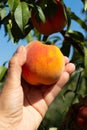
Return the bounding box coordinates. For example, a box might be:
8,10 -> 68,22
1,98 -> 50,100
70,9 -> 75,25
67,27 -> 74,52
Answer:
49,128 -> 58,130
0,66 -> 7,81
8,0 -> 20,12
14,2 -> 30,32
37,6 -> 46,23
84,0 -> 87,10
0,7 -> 6,19
7,19 -> 14,42
26,30 -> 34,42
81,0 -> 87,10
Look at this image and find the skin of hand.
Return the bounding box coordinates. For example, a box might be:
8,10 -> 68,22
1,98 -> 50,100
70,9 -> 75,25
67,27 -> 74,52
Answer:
0,46 -> 75,130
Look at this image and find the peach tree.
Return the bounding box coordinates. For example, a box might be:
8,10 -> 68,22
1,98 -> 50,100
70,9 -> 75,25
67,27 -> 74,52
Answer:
0,0 -> 87,130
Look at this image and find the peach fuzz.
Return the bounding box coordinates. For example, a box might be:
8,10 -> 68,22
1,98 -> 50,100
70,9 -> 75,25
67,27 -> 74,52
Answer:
22,40 -> 65,86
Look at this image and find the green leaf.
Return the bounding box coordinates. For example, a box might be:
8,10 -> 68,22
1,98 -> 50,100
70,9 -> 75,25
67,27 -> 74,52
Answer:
66,9 -> 72,32
26,30 -> 34,43
70,12 -> 87,31
8,0 -> 20,12
67,30 -> 84,42
0,66 -> 7,81
81,0 -> 87,10
37,6 -> 46,23
0,7 -> 6,19
49,128 -> 58,130
14,2 -> 30,32
7,19 -> 14,42
84,47 -> 87,77
10,19 -> 24,43
0,82 -> 4,91
84,0 -> 87,10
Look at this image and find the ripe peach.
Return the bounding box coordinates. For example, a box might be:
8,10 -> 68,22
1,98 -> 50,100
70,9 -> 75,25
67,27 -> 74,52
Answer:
31,1 -> 67,35
76,106 -> 87,129
22,40 -> 65,86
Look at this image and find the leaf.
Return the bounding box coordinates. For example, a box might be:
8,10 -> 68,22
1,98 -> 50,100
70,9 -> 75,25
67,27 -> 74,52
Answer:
0,7 -> 6,19
8,0 -> 20,12
7,19 -> 14,42
37,6 -> 46,23
49,128 -> 58,130
61,40 -> 71,58
11,19 -> 24,42
14,2 -> 30,32
84,0 -> 87,10
10,18 -> 33,43
68,30 -> 84,42
70,11 -> 87,31
81,0 -> 87,10
0,66 -> 7,81
0,82 -> 4,91
26,30 -> 34,43
84,47 -> 87,77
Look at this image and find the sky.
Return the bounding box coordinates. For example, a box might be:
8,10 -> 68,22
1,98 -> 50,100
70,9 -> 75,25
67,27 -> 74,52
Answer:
0,0 -> 85,66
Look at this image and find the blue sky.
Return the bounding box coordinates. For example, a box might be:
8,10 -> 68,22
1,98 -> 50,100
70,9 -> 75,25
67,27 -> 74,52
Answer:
0,0 -> 85,65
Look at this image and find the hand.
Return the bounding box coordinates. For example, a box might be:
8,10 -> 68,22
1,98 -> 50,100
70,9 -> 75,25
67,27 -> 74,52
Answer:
0,46 -> 75,130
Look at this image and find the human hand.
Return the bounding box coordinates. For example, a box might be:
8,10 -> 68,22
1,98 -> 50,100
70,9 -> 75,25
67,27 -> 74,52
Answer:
0,46 -> 75,130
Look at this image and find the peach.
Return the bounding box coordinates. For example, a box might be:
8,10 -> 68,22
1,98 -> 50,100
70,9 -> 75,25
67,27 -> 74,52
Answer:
22,40 -> 65,86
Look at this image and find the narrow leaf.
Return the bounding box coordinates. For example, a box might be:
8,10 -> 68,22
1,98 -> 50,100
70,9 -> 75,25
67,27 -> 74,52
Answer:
70,12 -> 87,31
49,128 -> 57,130
0,82 -> 4,91
81,0 -> 87,10
84,47 -> 87,77
0,66 -> 7,81
68,30 -> 84,41
84,0 -> 87,10
26,30 -> 34,42
0,7 -> 6,19
37,6 -> 46,23
7,19 -> 14,42
14,2 -> 30,32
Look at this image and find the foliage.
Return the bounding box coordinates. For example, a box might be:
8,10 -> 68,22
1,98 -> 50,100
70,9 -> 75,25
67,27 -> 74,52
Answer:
0,64 -> 7,91
0,0 -> 87,130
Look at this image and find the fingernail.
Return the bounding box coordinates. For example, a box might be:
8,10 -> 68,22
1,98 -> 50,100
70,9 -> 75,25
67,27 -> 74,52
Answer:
17,46 -> 24,53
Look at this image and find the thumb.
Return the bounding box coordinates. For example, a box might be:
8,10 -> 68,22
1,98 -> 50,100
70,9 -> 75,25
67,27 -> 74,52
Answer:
2,46 -> 26,95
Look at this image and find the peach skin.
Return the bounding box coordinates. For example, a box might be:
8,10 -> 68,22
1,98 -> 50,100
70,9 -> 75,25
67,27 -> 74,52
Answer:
22,40 -> 65,85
